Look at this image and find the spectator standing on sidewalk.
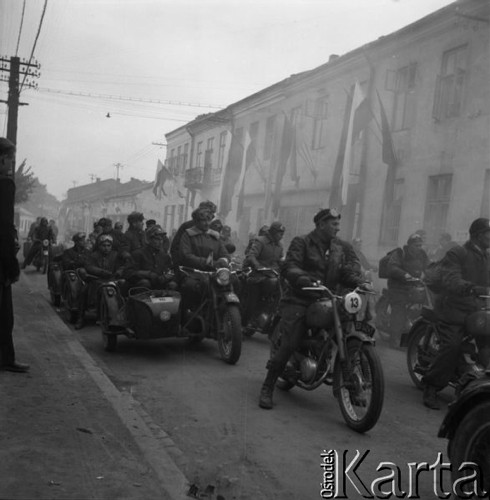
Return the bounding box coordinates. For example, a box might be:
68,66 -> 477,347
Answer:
0,137 -> 29,372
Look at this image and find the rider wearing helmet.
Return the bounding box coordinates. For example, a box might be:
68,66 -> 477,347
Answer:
124,225 -> 175,289
242,222 -> 285,329
62,232 -> 90,270
22,217 -> 55,269
258,209 -> 368,410
422,218 -> 490,409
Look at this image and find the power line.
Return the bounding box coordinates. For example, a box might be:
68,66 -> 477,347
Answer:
15,0 -> 27,57
36,87 -> 224,109
20,0 -> 48,92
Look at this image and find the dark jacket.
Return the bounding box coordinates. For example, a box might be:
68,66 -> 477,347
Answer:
437,241 -> 490,323
125,245 -> 172,282
85,250 -> 124,279
62,246 -> 90,271
387,245 -> 429,290
0,178 -> 19,285
244,233 -> 283,270
170,219 -> 194,266
33,224 -> 55,243
179,227 -> 228,271
281,230 -> 363,305
122,228 -> 145,254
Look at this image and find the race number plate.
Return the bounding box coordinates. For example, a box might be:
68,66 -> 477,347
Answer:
150,297 -> 174,304
354,321 -> 376,337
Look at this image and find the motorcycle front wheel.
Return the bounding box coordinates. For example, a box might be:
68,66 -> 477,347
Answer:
374,294 -> 390,335
99,297 -> 118,352
449,401 -> 490,496
269,322 -> 295,391
333,340 -> 384,433
406,321 -> 438,390
217,304 -> 242,365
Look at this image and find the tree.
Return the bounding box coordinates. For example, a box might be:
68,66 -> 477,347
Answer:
14,159 -> 36,204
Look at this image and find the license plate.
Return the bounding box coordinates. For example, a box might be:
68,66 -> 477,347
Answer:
355,321 -> 376,336
151,297 -> 174,304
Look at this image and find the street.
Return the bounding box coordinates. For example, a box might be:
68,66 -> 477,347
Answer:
26,270 -> 454,500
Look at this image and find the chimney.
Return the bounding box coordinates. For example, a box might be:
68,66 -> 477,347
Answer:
328,54 -> 339,63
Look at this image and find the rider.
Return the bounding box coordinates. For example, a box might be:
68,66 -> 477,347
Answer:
422,218 -> 490,409
61,232 -> 90,271
258,208 -> 368,410
170,200 -> 217,267
75,234 -> 125,330
178,207 -> 229,318
122,212 -> 146,257
22,217 -> 55,269
385,233 -> 429,344
242,221 -> 285,330
124,225 -> 175,290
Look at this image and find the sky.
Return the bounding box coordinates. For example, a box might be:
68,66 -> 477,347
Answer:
0,0 -> 456,201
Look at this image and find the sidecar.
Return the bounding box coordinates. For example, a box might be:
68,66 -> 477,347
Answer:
99,285 -> 181,352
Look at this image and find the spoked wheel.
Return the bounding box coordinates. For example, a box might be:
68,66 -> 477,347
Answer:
374,295 -> 390,337
100,297 -> 118,352
269,322 -> 294,391
63,283 -> 78,323
217,304 -> 242,365
42,256 -> 48,274
406,321 -> 438,390
449,401 -> 490,496
333,340 -> 384,433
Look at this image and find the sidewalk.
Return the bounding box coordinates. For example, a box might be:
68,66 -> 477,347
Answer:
0,274 -> 189,500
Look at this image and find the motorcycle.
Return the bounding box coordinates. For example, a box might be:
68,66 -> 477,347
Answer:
270,284 -> 384,433
32,239 -> 50,274
179,264 -> 242,364
404,294 -> 490,391
241,267 -> 282,337
375,278 -> 431,347
438,371 -> 490,496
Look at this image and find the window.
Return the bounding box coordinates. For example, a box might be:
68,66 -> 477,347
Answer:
177,146 -> 182,173
217,131 -> 227,171
169,149 -> 176,174
433,45 -> 467,121
196,141 -> 203,168
178,204 -> 185,226
183,143 -> 189,172
263,115 -> 276,161
205,137 -> 214,169
312,98 -> 328,149
380,179 -> 404,245
393,63 -> 417,131
424,174 -> 453,245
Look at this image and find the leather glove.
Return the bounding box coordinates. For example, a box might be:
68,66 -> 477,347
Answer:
472,286 -> 489,297
296,275 -> 313,289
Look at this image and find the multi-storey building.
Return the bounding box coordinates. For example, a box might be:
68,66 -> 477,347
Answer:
163,0 -> 489,263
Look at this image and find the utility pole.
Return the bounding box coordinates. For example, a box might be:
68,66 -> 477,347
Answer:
114,162 -> 124,181
0,56 -> 40,176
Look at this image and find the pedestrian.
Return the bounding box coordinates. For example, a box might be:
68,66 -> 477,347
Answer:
0,137 -> 29,372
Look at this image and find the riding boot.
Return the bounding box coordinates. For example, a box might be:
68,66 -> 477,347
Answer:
74,312 -> 85,330
422,384 -> 440,410
258,362 -> 281,410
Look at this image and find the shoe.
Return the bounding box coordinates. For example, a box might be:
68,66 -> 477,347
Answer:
423,385 -> 440,410
259,385 -> 274,410
1,362 -> 30,373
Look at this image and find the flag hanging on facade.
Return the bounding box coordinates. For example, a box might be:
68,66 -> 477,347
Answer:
236,132 -> 256,220
218,131 -> 244,217
329,82 -> 366,209
295,127 -> 317,181
152,159 -> 172,199
271,113 -> 295,217
377,90 -> 398,206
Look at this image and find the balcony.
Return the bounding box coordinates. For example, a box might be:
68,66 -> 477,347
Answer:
184,167 -> 222,189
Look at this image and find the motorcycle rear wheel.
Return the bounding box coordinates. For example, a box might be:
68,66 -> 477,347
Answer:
406,322 -> 438,390
217,304 -> 242,365
334,341 -> 384,433
449,401 -> 490,496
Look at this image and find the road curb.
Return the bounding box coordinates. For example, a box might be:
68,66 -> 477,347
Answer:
19,273 -> 191,500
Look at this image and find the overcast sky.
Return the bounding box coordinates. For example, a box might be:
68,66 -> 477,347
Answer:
0,0 -> 455,200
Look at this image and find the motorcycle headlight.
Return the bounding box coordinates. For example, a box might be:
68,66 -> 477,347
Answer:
216,268 -> 231,286
159,310 -> 171,322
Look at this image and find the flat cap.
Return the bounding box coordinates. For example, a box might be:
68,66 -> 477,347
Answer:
313,208 -> 341,224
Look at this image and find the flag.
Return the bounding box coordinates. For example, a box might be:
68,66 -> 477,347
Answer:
236,132 -> 254,220
329,82 -> 365,208
296,128 -> 317,181
152,159 -> 172,199
271,113 -> 295,217
218,131 -> 244,217
377,90 -> 398,206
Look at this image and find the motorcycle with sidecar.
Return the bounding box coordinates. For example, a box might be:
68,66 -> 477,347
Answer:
98,263 -> 242,364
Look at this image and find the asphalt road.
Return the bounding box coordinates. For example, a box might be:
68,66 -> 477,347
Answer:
29,270 -> 456,500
